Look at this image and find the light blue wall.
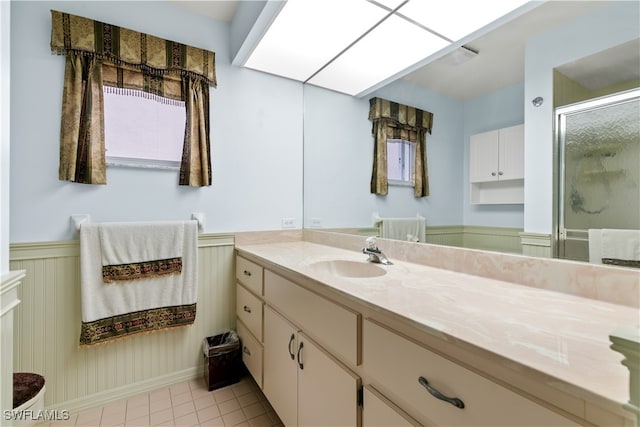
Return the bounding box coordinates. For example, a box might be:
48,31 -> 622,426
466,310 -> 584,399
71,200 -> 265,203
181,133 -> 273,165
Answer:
523,0 -> 640,234
303,79 -> 464,229
10,1 -> 304,243
1,0 -> 10,272
463,82 -> 525,228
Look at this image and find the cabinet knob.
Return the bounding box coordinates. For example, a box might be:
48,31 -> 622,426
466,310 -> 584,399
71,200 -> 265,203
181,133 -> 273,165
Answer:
243,270 -> 252,277
243,346 -> 251,356
243,305 -> 251,313
491,172 -> 497,176
498,171 -> 503,176
418,376 -> 465,409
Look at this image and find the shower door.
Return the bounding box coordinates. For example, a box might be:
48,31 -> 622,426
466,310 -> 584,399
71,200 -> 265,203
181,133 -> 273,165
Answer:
556,89 -> 640,261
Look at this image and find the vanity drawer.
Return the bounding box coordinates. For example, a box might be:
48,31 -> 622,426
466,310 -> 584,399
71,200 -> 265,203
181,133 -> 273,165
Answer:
264,270 -> 360,366
236,284 -> 263,341
236,256 -> 263,295
363,319 -> 579,427
237,320 -> 263,389
363,385 -> 422,427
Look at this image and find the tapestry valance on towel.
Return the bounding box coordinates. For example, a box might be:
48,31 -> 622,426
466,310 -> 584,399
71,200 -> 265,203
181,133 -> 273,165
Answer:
368,97 -> 434,197
50,10 -> 216,90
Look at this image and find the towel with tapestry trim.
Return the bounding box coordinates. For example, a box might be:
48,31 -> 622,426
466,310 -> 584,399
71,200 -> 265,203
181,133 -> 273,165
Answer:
79,221 -> 198,345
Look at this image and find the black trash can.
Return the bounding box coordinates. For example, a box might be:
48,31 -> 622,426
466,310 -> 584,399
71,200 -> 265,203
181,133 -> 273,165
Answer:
203,330 -> 242,391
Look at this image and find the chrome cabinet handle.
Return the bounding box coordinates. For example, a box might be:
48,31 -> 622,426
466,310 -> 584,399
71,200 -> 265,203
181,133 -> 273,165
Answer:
288,334 -> 295,360
243,270 -> 252,276
243,346 -> 251,356
243,305 -> 251,313
418,376 -> 464,409
297,342 -> 304,370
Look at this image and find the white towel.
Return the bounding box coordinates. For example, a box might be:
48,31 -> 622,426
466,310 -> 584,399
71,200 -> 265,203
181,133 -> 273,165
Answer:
381,218 -> 426,242
587,229 -> 603,264
79,220 -> 198,345
99,221 -> 184,267
601,229 -> 640,266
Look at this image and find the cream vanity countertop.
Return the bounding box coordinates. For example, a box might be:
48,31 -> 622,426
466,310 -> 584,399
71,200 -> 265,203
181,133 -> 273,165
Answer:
235,240 -> 639,417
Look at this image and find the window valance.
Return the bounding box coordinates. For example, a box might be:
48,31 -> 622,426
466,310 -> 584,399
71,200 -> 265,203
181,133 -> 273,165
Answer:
50,10 -> 216,89
368,98 -> 434,197
368,97 -> 433,138
51,10 -> 214,187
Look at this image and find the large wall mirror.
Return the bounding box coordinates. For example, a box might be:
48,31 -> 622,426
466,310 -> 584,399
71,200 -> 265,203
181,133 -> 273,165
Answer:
302,1 -> 640,266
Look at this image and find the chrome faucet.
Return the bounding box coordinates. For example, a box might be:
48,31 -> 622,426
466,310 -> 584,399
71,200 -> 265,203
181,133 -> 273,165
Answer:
362,237 -> 392,265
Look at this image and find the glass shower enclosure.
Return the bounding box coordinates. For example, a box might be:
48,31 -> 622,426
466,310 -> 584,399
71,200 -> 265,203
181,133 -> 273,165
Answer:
555,89 -> 640,262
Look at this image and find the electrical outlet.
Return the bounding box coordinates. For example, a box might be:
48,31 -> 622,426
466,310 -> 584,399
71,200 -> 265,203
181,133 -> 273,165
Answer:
311,218 -> 322,228
281,218 -> 295,229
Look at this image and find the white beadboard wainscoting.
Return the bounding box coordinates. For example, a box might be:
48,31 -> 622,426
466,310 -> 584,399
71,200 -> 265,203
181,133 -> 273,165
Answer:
9,234 -> 236,413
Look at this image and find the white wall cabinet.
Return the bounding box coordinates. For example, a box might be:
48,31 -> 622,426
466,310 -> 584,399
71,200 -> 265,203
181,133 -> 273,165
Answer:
469,123 -> 524,204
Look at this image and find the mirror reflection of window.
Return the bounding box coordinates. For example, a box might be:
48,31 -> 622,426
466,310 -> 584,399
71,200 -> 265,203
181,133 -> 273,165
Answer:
387,139 -> 415,185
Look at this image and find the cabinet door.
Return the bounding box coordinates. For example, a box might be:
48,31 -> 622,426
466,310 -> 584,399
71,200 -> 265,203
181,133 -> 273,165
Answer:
297,331 -> 361,427
469,130 -> 499,183
263,306 -> 298,427
498,124 -> 524,180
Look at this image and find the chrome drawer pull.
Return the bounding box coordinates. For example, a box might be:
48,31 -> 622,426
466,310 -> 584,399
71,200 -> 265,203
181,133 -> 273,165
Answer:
288,334 -> 295,360
418,376 -> 465,409
243,305 -> 252,313
243,270 -> 252,277
243,346 -> 251,356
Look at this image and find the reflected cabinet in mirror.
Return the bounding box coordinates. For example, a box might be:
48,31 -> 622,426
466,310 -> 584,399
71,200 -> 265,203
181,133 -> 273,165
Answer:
302,1 -> 640,268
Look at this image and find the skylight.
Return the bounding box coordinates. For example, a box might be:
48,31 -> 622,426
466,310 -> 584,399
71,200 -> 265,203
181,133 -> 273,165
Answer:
243,0 -> 531,96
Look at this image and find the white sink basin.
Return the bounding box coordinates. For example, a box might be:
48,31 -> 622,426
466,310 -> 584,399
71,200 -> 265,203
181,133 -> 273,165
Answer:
310,260 -> 387,278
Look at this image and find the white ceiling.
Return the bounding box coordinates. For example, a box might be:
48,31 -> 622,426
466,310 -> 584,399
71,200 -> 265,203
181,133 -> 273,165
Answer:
171,0 -> 639,100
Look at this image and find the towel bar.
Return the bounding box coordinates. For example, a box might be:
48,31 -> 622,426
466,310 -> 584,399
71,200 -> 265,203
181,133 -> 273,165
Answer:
71,214 -> 204,232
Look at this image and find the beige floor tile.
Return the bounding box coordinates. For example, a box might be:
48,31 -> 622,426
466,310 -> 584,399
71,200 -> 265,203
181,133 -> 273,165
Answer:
221,408 -> 246,427
172,401 -> 196,419
193,394 -> 216,411
62,376 -> 282,427
218,398 -> 240,416
237,392 -> 259,408
101,410 -> 126,426
242,402 -> 265,420
170,382 -> 191,397
150,397 -> 173,415
149,407 -> 174,426
197,404 -> 221,423
171,390 -> 194,406
126,403 -> 150,421
212,388 -> 235,404
174,411 -> 199,427
199,416 -> 225,427
125,414 -> 150,427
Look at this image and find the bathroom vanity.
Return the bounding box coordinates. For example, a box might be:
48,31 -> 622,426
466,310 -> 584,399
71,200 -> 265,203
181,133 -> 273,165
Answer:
234,233 -> 639,427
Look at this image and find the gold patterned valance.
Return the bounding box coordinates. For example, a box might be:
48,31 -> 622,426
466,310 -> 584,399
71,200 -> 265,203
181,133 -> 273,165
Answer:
50,10 -> 216,88
368,97 -> 433,197
369,97 -> 433,136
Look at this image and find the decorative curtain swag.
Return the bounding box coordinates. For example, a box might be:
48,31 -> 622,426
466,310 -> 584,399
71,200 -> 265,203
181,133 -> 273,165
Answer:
51,10 -> 216,186
368,97 -> 433,197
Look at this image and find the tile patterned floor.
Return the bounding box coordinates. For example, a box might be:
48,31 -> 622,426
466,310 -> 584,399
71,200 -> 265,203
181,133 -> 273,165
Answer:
45,376 -> 283,427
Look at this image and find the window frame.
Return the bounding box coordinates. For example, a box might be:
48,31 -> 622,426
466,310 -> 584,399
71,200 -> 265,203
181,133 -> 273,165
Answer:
386,138 -> 416,187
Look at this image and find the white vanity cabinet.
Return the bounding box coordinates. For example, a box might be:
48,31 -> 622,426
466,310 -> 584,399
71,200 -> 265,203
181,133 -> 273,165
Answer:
363,319 -> 580,427
469,123 -> 524,204
235,256 -> 264,388
263,300 -> 361,426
